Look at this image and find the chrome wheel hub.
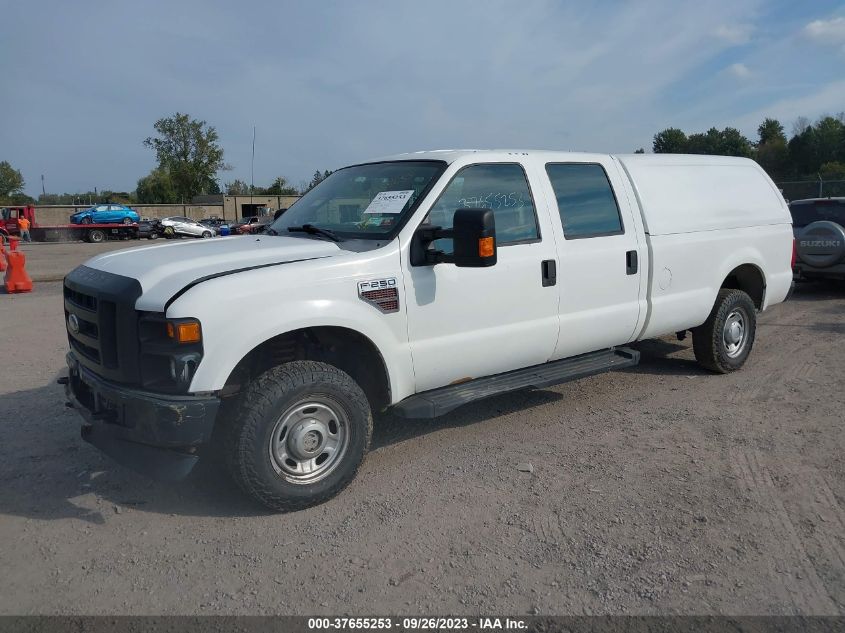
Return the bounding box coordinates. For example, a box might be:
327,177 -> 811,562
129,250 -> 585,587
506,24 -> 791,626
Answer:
269,397 -> 348,484
722,309 -> 747,358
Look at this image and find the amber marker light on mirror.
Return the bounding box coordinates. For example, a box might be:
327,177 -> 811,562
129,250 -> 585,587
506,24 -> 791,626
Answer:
479,237 -> 495,258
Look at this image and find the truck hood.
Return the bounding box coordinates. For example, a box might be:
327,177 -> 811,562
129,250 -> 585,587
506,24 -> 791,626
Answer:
84,235 -> 344,311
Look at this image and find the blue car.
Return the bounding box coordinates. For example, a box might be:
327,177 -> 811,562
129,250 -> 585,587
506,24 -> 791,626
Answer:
69,204 -> 140,225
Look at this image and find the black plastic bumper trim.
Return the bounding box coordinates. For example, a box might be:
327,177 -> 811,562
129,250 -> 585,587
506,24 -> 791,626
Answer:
64,351 -> 220,481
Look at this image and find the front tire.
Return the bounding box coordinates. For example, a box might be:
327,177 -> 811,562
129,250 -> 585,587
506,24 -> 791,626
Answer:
692,288 -> 756,373
201,230 -> 212,238
81,216 -> 92,225
224,361 -> 372,511
122,217 -> 132,225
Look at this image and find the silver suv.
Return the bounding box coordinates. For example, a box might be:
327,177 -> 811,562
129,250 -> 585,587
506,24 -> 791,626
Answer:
790,198 -> 845,281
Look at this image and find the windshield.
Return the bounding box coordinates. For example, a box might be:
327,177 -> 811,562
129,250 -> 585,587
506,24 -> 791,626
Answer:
270,160 -> 446,239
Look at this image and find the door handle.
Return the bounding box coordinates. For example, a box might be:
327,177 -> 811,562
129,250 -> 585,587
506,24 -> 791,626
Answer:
541,259 -> 557,287
626,250 -> 638,275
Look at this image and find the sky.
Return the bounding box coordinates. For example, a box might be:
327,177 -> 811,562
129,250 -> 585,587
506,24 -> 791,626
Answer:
2,0 -> 845,197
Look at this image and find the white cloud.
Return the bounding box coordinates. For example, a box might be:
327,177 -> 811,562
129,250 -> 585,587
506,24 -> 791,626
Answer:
804,16 -> 845,44
726,62 -> 752,78
714,23 -> 753,45
733,80 -> 845,132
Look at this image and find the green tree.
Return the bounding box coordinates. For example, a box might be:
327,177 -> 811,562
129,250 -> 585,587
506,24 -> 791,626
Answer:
814,116 -> 845,167
143,112 -> 228,202
819,161 -> 845,180
652,128 -> 688,153
756,138 -> 789,177
266,176 -> 299,195
225,179 -> 249,195
0,160 -> 26,202
686,128 -> 723,154
634,147 -> 645,154
718,127 -> 754,157
306,169 -> 334,192
136,168 -> 177,203
757,118 -> 786,145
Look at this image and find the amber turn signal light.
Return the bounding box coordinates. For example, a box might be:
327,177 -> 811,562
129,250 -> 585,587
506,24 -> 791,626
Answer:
478,236 -> 495,258
167,320 -> 202,343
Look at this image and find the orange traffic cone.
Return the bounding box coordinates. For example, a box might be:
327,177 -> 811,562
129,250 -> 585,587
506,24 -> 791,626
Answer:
0,237 -> 7,273
4,238 -> 33,293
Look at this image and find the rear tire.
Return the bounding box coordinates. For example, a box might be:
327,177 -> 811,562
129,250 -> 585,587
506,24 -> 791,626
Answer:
692,288 -> 756,373
223,361 -> 372,512
87,228 -> 106,243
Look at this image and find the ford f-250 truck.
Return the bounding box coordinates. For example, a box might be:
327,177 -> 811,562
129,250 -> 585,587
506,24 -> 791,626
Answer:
62,150 -> 794,510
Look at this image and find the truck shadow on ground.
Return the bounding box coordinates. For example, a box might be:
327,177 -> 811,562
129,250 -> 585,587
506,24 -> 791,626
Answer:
0,373 -> 567,521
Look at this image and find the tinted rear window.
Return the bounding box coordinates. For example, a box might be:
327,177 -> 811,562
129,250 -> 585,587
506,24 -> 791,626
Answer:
789,201 -> 845,228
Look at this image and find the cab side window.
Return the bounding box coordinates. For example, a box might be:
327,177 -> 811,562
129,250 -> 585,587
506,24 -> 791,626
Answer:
426,163 -> 539,252
546,163 -> 623,239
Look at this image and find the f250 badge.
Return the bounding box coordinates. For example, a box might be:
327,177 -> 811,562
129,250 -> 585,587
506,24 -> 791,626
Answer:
357,278 -> 400,313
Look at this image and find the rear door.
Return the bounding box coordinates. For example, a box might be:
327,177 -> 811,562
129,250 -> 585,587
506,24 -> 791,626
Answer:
540,158 -> 645,359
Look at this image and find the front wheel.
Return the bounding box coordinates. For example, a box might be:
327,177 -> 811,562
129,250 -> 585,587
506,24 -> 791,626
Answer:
80,216 -> 92,225
692,288 -> 757,373
122,217 -> 132,225
201,230 -> 212,238
223,361 -> 372,511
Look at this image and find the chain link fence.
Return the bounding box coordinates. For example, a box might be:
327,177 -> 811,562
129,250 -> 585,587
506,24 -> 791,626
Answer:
776,178 -> 845,202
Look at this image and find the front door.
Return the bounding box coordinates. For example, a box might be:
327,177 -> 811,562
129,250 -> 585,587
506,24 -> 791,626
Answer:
540,159 -> 644,359
403,162 -> 561,393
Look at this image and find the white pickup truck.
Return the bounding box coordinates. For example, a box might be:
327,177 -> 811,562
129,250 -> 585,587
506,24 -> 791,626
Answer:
62,150 -> 793,510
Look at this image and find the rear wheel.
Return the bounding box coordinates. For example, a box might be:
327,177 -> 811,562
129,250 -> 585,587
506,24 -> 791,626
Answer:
87,229 -> 106,243
223,361 -> 372,511
692,288 -> 756,373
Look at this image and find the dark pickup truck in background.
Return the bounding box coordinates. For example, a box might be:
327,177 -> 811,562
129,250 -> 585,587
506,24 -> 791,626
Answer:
790,197 -> 845,281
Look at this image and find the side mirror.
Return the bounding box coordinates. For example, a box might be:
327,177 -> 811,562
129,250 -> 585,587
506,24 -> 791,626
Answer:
452,208 -> 497,267
410,207 -> 497,267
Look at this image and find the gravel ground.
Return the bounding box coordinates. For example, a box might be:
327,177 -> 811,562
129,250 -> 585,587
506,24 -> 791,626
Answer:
0,243 -> 843,616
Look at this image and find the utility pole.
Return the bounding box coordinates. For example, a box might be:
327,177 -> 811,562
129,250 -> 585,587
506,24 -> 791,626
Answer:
41,174 -> 46,197
250,125 -> 256,210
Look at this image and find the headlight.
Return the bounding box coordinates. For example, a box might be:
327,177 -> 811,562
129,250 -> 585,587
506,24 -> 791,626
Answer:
138,314 -> 204,393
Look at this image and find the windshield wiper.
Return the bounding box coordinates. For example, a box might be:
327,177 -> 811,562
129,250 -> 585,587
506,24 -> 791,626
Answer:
287,224 -> 342,242
265,228 -> 279,236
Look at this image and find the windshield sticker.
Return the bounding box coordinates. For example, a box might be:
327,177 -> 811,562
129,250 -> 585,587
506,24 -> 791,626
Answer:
363,190 -> 415,214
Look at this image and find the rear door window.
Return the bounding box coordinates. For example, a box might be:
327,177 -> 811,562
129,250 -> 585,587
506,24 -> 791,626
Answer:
545,163 -> 624,239
789,202 -> 845,227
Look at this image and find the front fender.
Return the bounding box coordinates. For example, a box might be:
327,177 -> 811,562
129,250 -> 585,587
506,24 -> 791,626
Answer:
166,268 -> 415,404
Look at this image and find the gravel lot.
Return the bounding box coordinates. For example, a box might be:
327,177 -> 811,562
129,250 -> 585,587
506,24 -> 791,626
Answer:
0,242 -> 843,615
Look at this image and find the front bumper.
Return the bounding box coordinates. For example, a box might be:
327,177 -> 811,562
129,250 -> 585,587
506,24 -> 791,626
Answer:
64,351 -> 220,481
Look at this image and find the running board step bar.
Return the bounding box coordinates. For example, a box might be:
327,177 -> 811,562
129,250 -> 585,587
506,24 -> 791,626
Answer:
394,347 -> 639,419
